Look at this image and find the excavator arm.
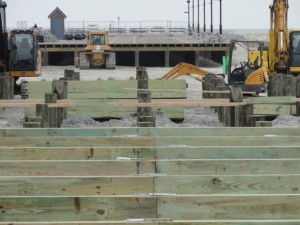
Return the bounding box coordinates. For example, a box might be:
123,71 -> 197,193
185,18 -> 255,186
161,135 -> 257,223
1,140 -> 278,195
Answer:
268,0 -> 289,74
159,63 -> 210,83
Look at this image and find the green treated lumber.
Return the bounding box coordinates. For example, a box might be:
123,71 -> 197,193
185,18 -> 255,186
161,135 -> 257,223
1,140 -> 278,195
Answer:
246,96 -> 297,104
29,80 -> 187,99
155,146 -> 300,159
158,196 -> 300,220
0,176 -> 153,196
154,136 -> 300,147
155,159 -> 300,175
155,175 -> 300,195
0,136 -> 298,147
253,104 -> 296,115
1,127 -> 300,137
0,196 -> 156,222
0,147 -> 155,160
0,136 -> 154,147
68,104 -> 183,119
3,146 -> 300,161
0,160 -> 154,176
0,222 -> 299,225
1,146 -> 300,161
0,222 -> 298,225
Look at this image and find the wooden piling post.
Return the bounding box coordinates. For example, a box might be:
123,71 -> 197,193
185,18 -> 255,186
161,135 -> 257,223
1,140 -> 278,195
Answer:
269,74 -> 296,96
36,104 -> 49,128
54,79 -> 68,119
0,73 -> 14,99
227,85 -> 246,127
202,73 -> 225,99
45,93 -> 60,128
216,86 -> 229,123
136,67 -> 155,127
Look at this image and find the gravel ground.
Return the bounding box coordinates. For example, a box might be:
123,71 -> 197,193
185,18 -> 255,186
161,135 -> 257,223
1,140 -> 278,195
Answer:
0,66 -> 299,128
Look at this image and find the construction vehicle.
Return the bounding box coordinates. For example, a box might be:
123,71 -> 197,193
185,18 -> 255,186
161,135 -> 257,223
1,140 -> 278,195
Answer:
79,30 -> 116,70
160,43 -> 268,94
159,62 -> 219,83
0,0 -> 41,98
227,40 -> 269,93
266,0 -> 300,75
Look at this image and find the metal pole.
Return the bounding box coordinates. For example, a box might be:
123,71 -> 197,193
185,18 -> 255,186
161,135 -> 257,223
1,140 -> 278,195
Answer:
187,0 -> 191,29
210,0 -> 213,33
192,0 -> 195,31
203,0 -> 206,32
219,0 -> 222,34
197,0 -> 200,34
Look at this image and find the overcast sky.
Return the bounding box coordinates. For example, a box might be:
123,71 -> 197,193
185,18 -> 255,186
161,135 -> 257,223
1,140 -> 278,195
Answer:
5,0 -> 300,30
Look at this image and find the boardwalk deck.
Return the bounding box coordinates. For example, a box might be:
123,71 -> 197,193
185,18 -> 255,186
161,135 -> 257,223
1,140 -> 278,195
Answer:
0,127 -> 299,224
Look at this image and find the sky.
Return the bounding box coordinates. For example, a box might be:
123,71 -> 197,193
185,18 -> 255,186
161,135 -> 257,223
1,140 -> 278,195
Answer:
5,0 -> 300,30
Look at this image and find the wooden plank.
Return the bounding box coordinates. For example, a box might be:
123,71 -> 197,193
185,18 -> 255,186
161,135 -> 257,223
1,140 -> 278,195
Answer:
156,159 -> 300,175
155,175 -> 300,195
156,146 -> 300,159
4,146 -> 300,161
245,96 -> 297,104
0,136 -> 154,147
0,196 -> 156,221
69,103 -> 183,119
0,136 -> 297,148
0,176 -> 153,196
154,136 -> 300,147
109,99 -> 247,107
0,222 -> 299,225
29,80 -> 187,99
0,147 -> 156,160
1,127 -> 300,138
253,104 -> 294,115
0,160 -> 154,176
157,196 -> 300,220
0,99 -> 75,108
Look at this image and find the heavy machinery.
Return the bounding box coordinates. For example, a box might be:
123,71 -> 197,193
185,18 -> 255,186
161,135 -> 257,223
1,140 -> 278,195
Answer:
226,0 -> 300,94
227,40 -> 269,93
79,30 -> 116,70
0,0 -> 41,98
267,0 -> 300,75
160,44 -> 268,94
159,62 -> 218,83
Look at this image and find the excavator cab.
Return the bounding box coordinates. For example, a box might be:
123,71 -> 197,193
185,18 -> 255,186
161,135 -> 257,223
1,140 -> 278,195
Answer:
9,29 -> 41,77
228,40 -> 269,93
289,31 -> 300,74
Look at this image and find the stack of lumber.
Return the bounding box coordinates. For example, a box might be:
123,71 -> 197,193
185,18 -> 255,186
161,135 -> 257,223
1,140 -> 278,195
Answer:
0,127 -> 299,224
28,80 -> 187,120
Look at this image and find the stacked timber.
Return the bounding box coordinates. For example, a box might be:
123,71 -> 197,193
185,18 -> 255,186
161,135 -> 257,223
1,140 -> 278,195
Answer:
28,79 -> 186,120
0,127 -> 300,223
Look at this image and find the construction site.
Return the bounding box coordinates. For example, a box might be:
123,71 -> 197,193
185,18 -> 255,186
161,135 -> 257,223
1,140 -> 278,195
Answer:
0,0 -> 300,224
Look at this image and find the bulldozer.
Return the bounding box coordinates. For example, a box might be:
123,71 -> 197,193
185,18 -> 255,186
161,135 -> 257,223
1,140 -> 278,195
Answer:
0,0 -> 41,98
79,30 -> 116,70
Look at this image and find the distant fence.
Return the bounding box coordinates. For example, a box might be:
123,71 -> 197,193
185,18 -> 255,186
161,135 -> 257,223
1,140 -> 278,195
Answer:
64,20 -> 188,35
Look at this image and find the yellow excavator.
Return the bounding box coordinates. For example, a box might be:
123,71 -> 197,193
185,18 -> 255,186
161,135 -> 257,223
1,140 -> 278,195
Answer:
160,41 -> 268,94
0,0 -> 41,98
266,0 -> 300,75
227,40 -> 269,93
79,30 -> 116,70
159,62 -> 217,83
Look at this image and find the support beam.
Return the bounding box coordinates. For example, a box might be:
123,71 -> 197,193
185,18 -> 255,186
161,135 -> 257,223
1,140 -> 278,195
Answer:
135,51 -> 140,67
